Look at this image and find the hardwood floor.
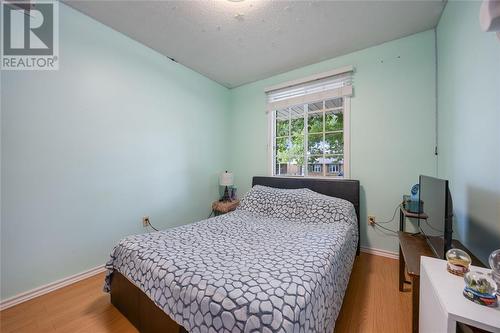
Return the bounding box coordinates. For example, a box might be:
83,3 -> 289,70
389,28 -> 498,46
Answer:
0,253 -> 411,333
334,253 -> 412,332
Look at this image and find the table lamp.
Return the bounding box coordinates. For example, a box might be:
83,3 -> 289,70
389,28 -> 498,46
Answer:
219,171 -> 234,202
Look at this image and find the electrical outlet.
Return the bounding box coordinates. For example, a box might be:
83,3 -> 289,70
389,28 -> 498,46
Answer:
368,216 -> 376,225
142,216 -> 150,227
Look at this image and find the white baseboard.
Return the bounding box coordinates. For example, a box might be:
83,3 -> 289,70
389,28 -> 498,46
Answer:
361,246 -> 399,260
0,265 -> 106,311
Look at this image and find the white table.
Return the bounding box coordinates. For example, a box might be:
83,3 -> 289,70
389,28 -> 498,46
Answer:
419,256 -> 500,333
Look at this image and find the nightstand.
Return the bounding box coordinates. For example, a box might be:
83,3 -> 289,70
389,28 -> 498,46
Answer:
212,200 -> 240,216
420,256 -> 500,332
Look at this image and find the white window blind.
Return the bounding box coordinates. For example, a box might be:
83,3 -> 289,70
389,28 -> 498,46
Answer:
266,67 -> 354,112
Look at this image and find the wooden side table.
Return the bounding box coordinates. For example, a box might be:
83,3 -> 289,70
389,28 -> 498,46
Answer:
398,232 -> 436,333
212,200 -> 240,216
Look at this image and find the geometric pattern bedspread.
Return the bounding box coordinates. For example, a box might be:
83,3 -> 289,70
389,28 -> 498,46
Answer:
104,185 -> 358,333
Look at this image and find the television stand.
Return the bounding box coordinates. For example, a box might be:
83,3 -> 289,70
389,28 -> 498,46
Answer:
398,232 -> 486,333
399,206 -> 428,232
398,232 -> 435,333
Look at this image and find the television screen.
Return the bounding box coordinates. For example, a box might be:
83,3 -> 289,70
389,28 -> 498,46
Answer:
419,175 -> 453,259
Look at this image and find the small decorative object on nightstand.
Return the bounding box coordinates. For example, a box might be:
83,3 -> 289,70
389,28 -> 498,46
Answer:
463,270 -> 498,307
489,249 -> 500,296
219,171 -> 233,202
212,199 -> 240,216
446,248 -> 471,276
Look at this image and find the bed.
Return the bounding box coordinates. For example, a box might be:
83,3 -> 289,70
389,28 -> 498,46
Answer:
105,177 -> 360,333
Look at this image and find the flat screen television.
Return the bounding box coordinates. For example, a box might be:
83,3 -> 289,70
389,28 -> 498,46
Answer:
418,175 -> 454,259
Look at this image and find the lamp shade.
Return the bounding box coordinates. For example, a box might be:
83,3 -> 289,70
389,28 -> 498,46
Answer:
219,171 -> 234,186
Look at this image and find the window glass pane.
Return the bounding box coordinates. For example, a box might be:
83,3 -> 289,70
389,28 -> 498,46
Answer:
325,133 -> 343,155
286,160 -> 304,176
307,155 -> 323,164
325,155 -> 344,177
325,110 -> 343,132
290,105 -> 304,118
276,109 -> 289,137
308,113 -> 323,133
290,135 -> 305,158
325,98 -> 343,109
308,101 -> 323,112
276,137 -> 289,163
276,108 -> 289,120
275,162 -> 304,176
307,155 -> 323,177
277,136 -> 304,165
307,134 -> 323,155
276,120 -> 289,137
276,163 -> 288,175
290,117 -> 304,135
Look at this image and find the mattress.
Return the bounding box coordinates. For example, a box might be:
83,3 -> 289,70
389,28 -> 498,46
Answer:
104,185 -> 358,333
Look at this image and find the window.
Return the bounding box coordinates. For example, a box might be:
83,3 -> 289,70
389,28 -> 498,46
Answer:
329,164 -> 339,174
267,67 -> 353,178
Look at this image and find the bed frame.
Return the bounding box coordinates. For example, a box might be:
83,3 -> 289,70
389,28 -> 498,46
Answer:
110,176 -> 360,332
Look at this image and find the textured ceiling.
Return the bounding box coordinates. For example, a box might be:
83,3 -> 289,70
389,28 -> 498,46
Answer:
66,0 -> 445,88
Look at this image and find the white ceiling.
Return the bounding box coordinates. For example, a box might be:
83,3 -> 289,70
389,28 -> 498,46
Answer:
66,0 -> 445,88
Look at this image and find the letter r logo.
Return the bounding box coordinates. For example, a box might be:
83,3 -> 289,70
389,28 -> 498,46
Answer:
2,2 -> 54,56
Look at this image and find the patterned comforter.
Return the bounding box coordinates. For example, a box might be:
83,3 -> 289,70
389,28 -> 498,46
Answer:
104,185 -> 358,333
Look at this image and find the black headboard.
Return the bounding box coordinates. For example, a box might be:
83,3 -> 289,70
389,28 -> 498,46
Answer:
252,176 -> 360,255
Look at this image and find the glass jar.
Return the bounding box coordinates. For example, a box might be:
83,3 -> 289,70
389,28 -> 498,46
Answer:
446,248 -> 471,276
489,249 -> 500,296
464,271 -> 498,295
463,270 -> 498,307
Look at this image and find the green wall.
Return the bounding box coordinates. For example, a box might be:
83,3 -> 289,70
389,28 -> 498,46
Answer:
229,30 -> 438,254
437,1 -> 500,263
1,3 -> 230,300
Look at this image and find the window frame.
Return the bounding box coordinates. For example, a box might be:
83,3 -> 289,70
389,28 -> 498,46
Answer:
268,96 -> 351,179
